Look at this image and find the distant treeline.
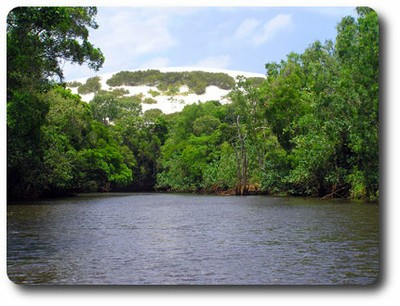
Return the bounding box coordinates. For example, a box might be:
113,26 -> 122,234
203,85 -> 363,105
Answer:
7,7 -> 379,200
107,70 -> 236,94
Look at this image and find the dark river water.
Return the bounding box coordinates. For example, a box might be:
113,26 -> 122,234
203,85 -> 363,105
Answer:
7,193 -> 379,285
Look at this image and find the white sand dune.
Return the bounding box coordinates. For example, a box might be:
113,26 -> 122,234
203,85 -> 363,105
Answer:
68,67 -> 265,114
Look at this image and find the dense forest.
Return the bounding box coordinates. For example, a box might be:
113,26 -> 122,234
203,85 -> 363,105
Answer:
7,7 -> 379,200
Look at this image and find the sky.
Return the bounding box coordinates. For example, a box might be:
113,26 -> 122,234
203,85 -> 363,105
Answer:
63,6 -> 357,81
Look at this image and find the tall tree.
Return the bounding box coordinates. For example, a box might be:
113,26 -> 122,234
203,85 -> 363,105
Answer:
335,7 -> 379,198
7,7 -> 104,197
261,8 -> 379,199
7,7 -> 104,90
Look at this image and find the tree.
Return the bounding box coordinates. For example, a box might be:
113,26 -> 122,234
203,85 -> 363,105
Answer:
77,76 -> 102,94
262,53 -> 308,152
75,121 -> 134,192
7,91 -> 49,196
7,7 -> 104,90
335,7 -> 379,199
156,101 -> 226,192
258,8 -> 379,199
89,89 -> 143,125
39,87 -> 93,194
7,7 -> 104,198
228,77 -> 271,195
193,115 -> 221,136
111,110 -> 168,191
283,41 -> 349,197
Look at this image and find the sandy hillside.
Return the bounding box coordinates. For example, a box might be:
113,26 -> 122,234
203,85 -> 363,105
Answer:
68,67 -> 265,114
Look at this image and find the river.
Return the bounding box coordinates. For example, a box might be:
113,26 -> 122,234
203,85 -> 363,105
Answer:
7,193 -> 379,285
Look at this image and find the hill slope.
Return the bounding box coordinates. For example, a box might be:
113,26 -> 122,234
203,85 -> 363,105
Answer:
67,67 -> 265,114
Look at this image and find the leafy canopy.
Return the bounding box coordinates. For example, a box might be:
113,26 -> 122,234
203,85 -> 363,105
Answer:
7,7 -> 104,91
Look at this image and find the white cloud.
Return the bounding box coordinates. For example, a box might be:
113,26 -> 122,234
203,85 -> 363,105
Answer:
98,10 -> 175,64
63,7 -> 201,80
234,19 -> 260,39
194,55 -> 231,69
82,8 -> 204,75
252,14 -> 293,46
230,14 -> 293,48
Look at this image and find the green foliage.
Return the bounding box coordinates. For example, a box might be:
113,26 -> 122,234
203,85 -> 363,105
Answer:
148,89 -> 161,97
76,145 -> 133,191
67,81 -> 82,88
155,8 -> 379,199
7,7 -> 378,200
201,142 -> 237,191
106,69 -> 235,95
41,88 -> 135,193
7,91 -> 50,196
41,130 -> 76,191
106,69 -> 161,87
89,91 -> 142,124
156,101 -> 226,191
335,7 -> 379,199
246,77 -> 265,87
143,97 -> 157,104
7,7 -> 105,198
112,110 -> 168,190
7,7 -> 104,90
109,87 -> 130,96
77,76 -> 102,94
262,52 -> 309,151
346,170 -> 367,200
42,86 -> 92,149
193,115 -> 221,136
261,137 -> 289,194
259,8 -> 379,199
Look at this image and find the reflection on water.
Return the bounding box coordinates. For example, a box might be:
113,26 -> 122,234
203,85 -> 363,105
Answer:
7,194 -> 379,285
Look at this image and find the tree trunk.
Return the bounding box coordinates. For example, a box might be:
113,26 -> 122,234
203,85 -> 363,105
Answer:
234,115 -> 249,195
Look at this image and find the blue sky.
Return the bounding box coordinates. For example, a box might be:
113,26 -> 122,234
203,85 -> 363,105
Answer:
63,6 -> 357,80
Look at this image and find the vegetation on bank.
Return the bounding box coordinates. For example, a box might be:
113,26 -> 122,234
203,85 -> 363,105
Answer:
7,7 -> 379,200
